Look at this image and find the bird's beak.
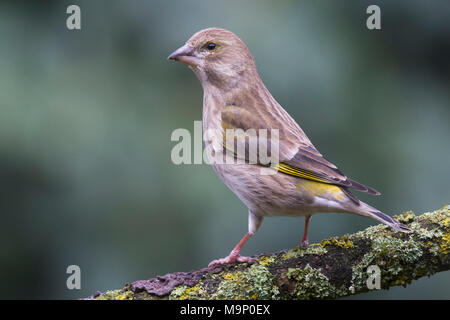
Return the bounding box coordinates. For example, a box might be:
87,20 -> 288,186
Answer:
167,44 -> 200,67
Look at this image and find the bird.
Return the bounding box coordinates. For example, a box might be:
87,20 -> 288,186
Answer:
168,28 -> 412,267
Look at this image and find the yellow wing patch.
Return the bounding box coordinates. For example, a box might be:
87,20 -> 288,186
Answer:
295,179 -> 345,200
276,163 -> 330,184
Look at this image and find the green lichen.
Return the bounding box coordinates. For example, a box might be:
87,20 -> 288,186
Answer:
410,220 -> 444,240
417,205 -> 450,227
346,207 -> 450,291
282,243 -> 327,260
169,283 -> 208,300
351,233 -> 423,289
406,205 -> 450,256
257,255 -> 276,266
95,289 -> 134,300
286,264 -> 347,299
394,210 -> 416,224
212,263 -> 279,300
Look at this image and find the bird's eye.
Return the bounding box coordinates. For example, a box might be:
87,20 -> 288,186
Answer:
206,42 -> 216,51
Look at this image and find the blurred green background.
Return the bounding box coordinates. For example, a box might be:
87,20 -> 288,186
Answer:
0,0 -> 449,299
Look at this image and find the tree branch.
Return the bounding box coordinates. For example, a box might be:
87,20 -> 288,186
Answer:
89,205 -> 450,300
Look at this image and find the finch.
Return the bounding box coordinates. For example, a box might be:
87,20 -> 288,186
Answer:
168,28 -> 411,267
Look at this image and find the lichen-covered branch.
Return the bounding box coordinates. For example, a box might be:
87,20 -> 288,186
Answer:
90,205 -> 450,300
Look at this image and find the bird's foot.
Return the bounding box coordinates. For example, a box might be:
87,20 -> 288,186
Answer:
300,238 -> 309,248
208,252 -> 256,267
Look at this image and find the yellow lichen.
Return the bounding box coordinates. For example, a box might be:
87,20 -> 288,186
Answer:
96,289 -> 134,300
443,218 -> 450,228
320,236 -> 353,249
258,256 -> 270,266
169,284 -> 206,300
258,256 -> 276,266
223,272 -> 234,280
223,272 -> 241,282
441,233 -> 450,254
182,286 -> 200,300
116,291 -> 134,300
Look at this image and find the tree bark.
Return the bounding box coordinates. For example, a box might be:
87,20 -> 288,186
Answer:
89,205 -> 450,300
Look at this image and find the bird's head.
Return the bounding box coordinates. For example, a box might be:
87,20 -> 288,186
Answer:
168,28 -> 258,90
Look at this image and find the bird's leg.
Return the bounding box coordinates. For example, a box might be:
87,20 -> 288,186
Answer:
208,212 -> 262,267
208,232 -> 255,267
300,215 -> 311,247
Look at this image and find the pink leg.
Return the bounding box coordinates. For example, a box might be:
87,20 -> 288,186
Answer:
208,232 -> 256,267
300,215 -> 311,247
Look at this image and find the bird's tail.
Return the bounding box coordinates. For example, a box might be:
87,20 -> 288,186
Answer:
349,201 -> 412,233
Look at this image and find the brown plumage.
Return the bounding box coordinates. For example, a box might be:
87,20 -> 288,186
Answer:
168,28 -> 411,267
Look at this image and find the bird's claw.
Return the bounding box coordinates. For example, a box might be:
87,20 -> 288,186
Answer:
208,254 -> 256,267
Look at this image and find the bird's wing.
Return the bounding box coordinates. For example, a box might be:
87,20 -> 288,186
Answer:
221,105 -> 380,196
